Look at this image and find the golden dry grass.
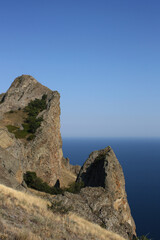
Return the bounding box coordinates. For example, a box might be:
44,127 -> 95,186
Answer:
60,166 -> 77,187
0,110 -> 27,128
0,183 -> 125,240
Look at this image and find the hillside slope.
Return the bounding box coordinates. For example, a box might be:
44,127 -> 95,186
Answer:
0,184 -> 125,240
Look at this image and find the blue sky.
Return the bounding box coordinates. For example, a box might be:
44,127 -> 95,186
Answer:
0,0 -> 160,137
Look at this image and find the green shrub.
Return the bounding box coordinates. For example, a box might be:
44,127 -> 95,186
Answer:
100,222 -> 106,229
14,129 -> 28,139
65,181 -> 84,194
27,134 -> 35,141
9,110 -> 14,113
24,94 -> 47,117
24,94 -> 47,134
7,124 -> 29,139
138,236 -> 151,240
22,123 -> 30,132
48,201 -> 72,214
24,171 -> 37,187
24,171 -> 84,195
5,95 -> 47,140
6,125 -> 19,133
133,235 -> 151,240
23,171 -> 63,195
26,116 -> 43,134
24,171 -> 51,193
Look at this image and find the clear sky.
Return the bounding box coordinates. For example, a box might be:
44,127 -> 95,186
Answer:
0,0 -> 160,137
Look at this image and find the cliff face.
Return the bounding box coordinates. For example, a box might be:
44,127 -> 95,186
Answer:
0,75 -> 63,187
77,146 -> 135,229
0,75 -> 136,239
53,147 -> 136,240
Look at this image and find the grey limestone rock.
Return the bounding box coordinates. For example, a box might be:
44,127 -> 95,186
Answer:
52,146 -> 136,240
0,146 -> 25,190
0,75 -> 52,116
0,75 -> 63,186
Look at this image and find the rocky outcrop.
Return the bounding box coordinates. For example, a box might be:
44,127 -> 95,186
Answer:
0,75 -> 64,186
52,147 -> 136,240
0,75 -> 136,239
0,147 -> 25,190
0,75 -> 52,117
62,157 -> 81,176
24,90 -> 63,185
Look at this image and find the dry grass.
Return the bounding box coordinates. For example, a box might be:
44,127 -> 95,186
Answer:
0,183 -> 125,240
0,183 -> 49,210
0,110 -> 29,143
0,110 -> 27,128
60,166 -> 77,188
67,214 -> 126,240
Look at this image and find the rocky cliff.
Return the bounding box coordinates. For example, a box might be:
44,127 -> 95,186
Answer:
0,75 -> 64,187
52,146 -> 136,240
0,75 -> 136,239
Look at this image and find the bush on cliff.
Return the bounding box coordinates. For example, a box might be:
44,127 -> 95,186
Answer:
24,171 -> 84,195
24,94 -> 47,117
48,201 -> 72,214
138,236 -> 151,240
24,94 -> 47,134
65,181 -> 84,194
23,171 -> 63,195
133,235 -> 151,240
6,95 -> 47,140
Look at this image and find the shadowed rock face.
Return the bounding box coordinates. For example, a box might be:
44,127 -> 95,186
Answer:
77,146 -> 110,188
74,146 -> 136,239
79,154 -> 106,187
0,75 -> 63,186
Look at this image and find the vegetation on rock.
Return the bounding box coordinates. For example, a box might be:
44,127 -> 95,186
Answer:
24,94 -> 47,134
64,181 -> 84,193
6,125 -> 19,133
24,171 -> 63,195
6,94 -> 47,140
24,171 -> 84,195
136,236 -> 151,240
24,94 -> 47,116
48,201 -> 72,214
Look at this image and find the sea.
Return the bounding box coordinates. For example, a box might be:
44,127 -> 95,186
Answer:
62,137 -> 160,240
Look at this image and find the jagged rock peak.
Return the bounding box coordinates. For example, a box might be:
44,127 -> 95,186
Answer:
0,75 -> 54,113
8,74 -> 51,92
76,146 -> 136,239
9,75 -> 38,88
77,146 -> 112,188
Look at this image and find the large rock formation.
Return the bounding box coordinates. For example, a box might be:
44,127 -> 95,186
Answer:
52,146 -> 136,240
0,75 -> 64,187
0,75 -> 136,239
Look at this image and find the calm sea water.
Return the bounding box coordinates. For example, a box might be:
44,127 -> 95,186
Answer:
62,138 -> 160,240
